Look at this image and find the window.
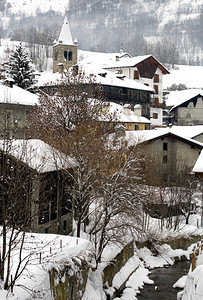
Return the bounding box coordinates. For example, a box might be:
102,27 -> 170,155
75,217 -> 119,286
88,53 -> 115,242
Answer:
163,143 -> 168,151
154,74 -> 159,83
64,50 -> 68,60
68,51 -> 72,61
134,70 -> 139,79
153,113 -> 158,119
154,85 -> 159,94
163,155 -> 168,163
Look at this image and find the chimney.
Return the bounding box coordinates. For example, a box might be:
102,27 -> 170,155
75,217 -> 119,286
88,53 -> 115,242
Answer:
115,55 -> 120,62
134,104 -> 142,116
4,78 -> 14,88
123,104 -> 131,116
102,102 -> 110,114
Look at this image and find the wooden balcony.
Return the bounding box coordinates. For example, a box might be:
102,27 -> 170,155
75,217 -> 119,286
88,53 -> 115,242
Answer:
150,102 -> 165,108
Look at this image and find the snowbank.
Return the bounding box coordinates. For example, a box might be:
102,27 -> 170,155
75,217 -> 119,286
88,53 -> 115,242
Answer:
0,231 -> 93,300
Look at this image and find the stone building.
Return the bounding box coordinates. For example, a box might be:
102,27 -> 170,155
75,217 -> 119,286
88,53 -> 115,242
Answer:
53,16 -> 78,73
168,90 -> 203,126
126,128 -> 203,185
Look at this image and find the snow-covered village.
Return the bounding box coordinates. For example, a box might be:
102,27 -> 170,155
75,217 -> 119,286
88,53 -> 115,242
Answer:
0,1 -> 203,299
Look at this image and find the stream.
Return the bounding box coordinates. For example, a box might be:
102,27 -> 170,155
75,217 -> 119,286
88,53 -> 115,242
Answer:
136,259 -> 191,300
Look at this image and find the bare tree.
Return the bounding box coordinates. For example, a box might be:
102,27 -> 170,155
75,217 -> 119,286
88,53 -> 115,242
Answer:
142,37 -> 179,68
29,68 -> 114,237
88,144 -> 145,264
0,139 -> 33,290
28,68 -> 147,263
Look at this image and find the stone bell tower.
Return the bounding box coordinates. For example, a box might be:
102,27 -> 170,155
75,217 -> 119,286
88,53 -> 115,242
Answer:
53,16 -> 78,73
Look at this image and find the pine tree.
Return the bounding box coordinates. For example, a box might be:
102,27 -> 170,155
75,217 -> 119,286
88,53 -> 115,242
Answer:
7,44 -> 35,90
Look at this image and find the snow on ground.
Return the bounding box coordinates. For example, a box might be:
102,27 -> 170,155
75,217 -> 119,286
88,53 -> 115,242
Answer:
1,215 -> 203,299
112,255 -> 141,290
178,262 -> 203,300
112,242 -> 192,300
163,65 -> 203,89
0,231 -> 93,300
5,0 -> 69,17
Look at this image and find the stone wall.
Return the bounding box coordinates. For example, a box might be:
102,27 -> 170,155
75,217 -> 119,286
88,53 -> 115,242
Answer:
136,235 -> 203,251
103,240 -> 134,288
165,235 -> 203,251
49,263 -> 89,300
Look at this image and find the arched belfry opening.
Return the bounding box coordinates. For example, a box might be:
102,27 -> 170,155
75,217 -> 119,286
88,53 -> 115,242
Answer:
68,51 -> 72,61
64,50 -> 68,60
53,16 -> 78,73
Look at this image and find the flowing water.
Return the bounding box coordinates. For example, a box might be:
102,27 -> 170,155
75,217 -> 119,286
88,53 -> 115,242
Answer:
136,259 -> 190,300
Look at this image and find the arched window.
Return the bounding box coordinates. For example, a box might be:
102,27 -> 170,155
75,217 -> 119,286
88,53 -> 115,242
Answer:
64,50 -> 68,60
68,51 -> 72,61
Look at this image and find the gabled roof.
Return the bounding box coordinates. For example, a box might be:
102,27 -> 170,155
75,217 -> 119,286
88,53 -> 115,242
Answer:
125,127 -> 203,149
168,89 -> 203,112
56,16 -> 74,46
145,132 -> 203,149
103,55 -> 170,75
0,139 -> 77,173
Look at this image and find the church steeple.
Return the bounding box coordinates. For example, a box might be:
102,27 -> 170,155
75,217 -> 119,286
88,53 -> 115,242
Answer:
58,16 -> 74,45
53,16 -> 78,73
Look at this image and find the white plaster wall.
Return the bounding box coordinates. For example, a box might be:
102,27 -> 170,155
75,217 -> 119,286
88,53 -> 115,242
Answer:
150,107 -> 163,127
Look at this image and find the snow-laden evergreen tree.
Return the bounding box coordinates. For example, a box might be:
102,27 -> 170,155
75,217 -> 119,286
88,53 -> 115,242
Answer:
7,44 -> 35,90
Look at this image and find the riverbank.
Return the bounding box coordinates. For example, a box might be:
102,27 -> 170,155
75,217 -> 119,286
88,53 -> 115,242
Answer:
137,260 -> 191,300
104,223 -> 203,300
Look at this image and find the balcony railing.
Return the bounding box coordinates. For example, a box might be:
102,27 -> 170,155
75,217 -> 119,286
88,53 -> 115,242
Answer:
150,102 -> 165,108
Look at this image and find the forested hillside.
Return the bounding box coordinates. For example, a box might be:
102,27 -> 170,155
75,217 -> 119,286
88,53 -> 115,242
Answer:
0,0 -> 202,65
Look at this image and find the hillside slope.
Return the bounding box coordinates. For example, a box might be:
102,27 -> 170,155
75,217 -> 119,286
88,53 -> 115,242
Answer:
0,0 -> 202,64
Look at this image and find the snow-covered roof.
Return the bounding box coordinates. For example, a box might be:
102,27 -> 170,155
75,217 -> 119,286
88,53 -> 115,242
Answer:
125,126 -> 203,148
0,139 -> 77,173
103,54 -> 170,74
108,102 -> 151,124
192,150 -> 203,173
37,64 -> 154,93
164,125 -> 203,139
104,54 -> 151,68
55,16 -> 74,46
78,49 -> 131,66
80,63 -> 154,93
0,83 -> 38,105
166,89 -> 203,111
